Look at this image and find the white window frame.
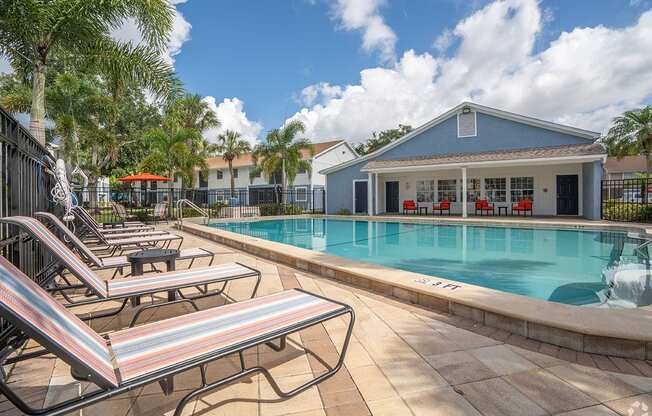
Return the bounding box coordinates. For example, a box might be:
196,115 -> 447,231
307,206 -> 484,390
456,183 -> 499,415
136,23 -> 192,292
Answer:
352,179 -> 369,214
457,111 -> 477,138
295,186 -> 308,202
216,170 -> 223,180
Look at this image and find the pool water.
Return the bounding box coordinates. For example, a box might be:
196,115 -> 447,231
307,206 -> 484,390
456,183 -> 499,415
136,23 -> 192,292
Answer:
210,218 -> 652,307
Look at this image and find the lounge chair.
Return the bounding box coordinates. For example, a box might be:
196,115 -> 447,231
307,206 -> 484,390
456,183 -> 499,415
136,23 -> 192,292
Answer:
432,199 -> 451,215
0,216 -> 260,323
112,201 -> 143,223
511,199 -> 533,216
403,200 -> 417,215
475,199 -> 495,216
75,205 -> 155,233
152,202 -> 169,224
73,207 -> 183,255
0,256 -> 354,416
35,212 -> 214,277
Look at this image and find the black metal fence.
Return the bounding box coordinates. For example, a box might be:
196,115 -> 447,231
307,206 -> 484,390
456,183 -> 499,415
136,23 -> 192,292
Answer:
601,178 -> 652,222
74,186 -> 326,223
0,108 -> 54,282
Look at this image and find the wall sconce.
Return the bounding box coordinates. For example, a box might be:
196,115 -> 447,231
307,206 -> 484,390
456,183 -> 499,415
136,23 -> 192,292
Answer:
405,182 -> 411,190
543,188 -> 548,193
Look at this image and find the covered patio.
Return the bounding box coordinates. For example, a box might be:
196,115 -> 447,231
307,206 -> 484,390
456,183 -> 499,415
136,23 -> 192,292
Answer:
359,143 -> 606,219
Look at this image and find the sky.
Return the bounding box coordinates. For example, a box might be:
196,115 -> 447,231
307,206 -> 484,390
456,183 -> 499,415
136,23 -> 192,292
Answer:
3,0 -> 652,146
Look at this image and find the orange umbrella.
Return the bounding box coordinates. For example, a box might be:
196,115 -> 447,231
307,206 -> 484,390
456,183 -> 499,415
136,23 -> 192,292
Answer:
117,173 -> 173,182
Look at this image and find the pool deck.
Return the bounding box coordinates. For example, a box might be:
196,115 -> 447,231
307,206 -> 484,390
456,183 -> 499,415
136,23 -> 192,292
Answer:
4,224 -> 652,416
182,215 -> 652,360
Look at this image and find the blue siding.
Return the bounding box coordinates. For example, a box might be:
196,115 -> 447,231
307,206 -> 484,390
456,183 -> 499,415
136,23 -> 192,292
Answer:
376,112 -> 591,161
582,160 -> 603,220
326,160 -> 369,213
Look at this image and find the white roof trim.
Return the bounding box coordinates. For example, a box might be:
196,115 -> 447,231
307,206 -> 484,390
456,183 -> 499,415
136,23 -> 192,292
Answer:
361,154 -> 607,173
321,101 -> 601,175
313,141 -> 359,159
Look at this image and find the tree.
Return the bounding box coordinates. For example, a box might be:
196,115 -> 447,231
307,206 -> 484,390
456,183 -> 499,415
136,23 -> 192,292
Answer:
0,0 -> 178,145
164,93 -> 219,133
251,120 -> 313,202
139,127 -> 209,187
215,130 -> 251,196
354,124 -> 413,155
604,106 -> 652,177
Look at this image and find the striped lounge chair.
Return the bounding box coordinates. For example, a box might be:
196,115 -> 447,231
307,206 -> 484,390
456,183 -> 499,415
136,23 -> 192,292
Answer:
1,216 -> 261,324
0,256 -> 354,416
112,201 -> 144,223
36,212 -> 214,277
152,202 -> 169,224
74,205 -> 155,235
73,207 -> 183,255
79,204 -> 152,230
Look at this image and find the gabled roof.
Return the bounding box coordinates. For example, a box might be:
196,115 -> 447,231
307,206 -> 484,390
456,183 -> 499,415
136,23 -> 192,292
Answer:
361,143 -> 605,172
322,102 -> 601,175
205,139 -> 350,170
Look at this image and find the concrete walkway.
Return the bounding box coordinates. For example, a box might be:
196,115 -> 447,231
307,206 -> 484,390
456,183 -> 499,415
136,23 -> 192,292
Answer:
2,226 -> 652,416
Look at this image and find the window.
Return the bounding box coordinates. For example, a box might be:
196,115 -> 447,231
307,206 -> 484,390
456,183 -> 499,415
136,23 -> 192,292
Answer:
457,110 -> 477,137
295,186 -> 308,202
198,175 -> 208,188
216,170 -> 223,180
484,178 -> 506,202
416,180 -> 434,203
510,176 -> 534,202
438,179 -> 457,202
466,178 -> 480,202
232,168 -> 238,178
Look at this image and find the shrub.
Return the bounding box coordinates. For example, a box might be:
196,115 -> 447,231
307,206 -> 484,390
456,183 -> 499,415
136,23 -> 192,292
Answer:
259,203 -> 304,216
602,200 -> 652,222
134,210 -> 150,222
336,208 -> 352,215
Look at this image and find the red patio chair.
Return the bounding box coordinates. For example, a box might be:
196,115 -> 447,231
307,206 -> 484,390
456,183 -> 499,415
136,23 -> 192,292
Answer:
512,199 -> 533,216
403,200 -> 417,215
432,200 -> 451,216
475,199 -> 495,216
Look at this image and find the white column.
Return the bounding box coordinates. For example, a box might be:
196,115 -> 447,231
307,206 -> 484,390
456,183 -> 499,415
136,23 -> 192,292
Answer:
374,173 -> 379,215
462,167 -> 468,218
367,172 -> 373,215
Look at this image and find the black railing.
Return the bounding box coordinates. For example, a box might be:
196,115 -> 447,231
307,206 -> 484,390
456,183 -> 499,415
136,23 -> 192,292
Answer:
0,107 -> 54,281
601,178 -> 652,222
74,186 -> 326,223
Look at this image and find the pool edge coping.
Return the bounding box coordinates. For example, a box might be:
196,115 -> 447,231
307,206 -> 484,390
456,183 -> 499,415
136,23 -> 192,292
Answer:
180,217 -> 652,360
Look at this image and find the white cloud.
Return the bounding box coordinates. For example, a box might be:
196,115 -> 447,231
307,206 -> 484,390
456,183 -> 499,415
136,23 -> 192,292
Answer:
289,0 -> 652,142
202,96 -> 263,147
331,0 -> 397,63
111,0 -> 191,65
433,29 -> 454,53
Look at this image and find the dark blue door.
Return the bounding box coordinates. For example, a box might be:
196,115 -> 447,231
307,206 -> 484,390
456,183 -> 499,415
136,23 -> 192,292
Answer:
354,181 -> 368,214
557,175 -> 578,215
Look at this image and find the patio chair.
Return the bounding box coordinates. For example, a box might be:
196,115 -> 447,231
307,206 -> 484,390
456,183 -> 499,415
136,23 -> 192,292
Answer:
75,205 -> 155,232
403,200 -> 417,215
0,256 -> 354,416
112,201 -> 144,224
475,199 -> 495,216
35,212 -> 214,277
73,207 -> 183,255
0,216 -> 260,323
511,199 -> 533,216
432,199 -> 451,216
152,202 -> 169,224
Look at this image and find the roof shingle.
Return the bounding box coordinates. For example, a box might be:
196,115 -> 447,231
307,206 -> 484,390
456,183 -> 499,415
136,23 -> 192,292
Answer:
362,143 -> 605,170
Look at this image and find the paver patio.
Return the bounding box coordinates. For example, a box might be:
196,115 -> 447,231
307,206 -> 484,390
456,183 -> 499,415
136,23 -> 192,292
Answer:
2,225 -> 652,416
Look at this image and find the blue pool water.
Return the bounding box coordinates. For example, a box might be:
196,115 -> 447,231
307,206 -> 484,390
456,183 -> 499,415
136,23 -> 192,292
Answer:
210,218 -> 652,307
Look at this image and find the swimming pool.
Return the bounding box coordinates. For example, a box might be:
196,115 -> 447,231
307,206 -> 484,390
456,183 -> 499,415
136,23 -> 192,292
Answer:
210,218 -> 652,307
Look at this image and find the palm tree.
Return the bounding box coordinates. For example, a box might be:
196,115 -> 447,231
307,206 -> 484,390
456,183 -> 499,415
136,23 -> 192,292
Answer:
165,93 -> 219,133
0,0 -> 178,145
605,106 -> 652,177
215,130 -> 251,197
251,120 -> 314,202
